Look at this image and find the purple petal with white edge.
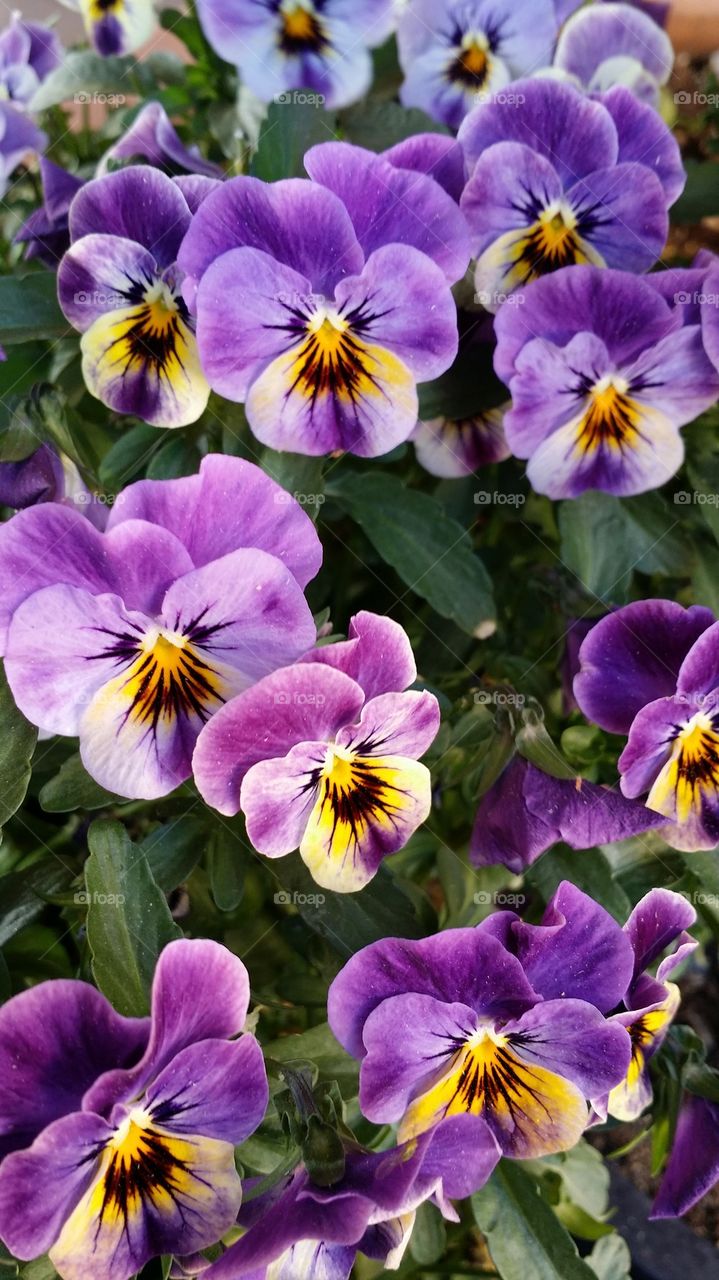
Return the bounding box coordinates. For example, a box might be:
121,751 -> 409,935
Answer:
383,134 -> 466,203
68,166 -> 191,267
652,1096 -> 719,1218
479,879 -> 636,1012
574,600 -> 715,734
193,664 -> 365,817
145,1036 -> 268,1143
328,929 -> 539,1061
493,264 -> 678,385
0,981 -> 147,1159
241,741 -> 331,858
555,3 -> 674,87
176,176 -> 364,303
172,174 -> 223,215
624,888 -> 697,984
84,939 -> 251,1117
601,86 -> 685,204
470,757 -> 668,873
98,101 -> 222,179
107,453 -> 323,589
4,585 -> 153,737
701,266 -> 719,376
566,162 -> 668,272
461,140 -> 564,258
304,142 -> 471,284
336,690 -> 440,760
0,1110 -> 114,1260
83,0 -> 156,57
412,409 -> 510,478
300,610 -> 416,699
458,78 -> 618,186
58,233 -> 162,331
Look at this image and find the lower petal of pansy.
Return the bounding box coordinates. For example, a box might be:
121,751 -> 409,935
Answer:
475,222 -> 604,311
79,0 -> 155,56
607,993 -> 678,1122
412,410 -> 510,479
80,288 -> 209,428
300,751 -> 432,891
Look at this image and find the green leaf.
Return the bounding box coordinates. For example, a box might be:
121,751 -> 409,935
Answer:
528,845 -> 631,924
263,1022 -> 358,1095
145,436 -> 201,479
85,820 -> 181,1016
328,471 -> 496,636
472,1162 -> 596,1280
409,1200 -> 447,1265
558,491 -> 687,602
20,1257 -> 59,1280
340,100 -> 446,151
0,663 -> 36,832
208,825 -> 246,911
260,449 -> 325,521
587,1235 -> 632,1280
139,817 -> 207,894
672,159 -> 719,224
276,859 -> 426,956
0,861 -> 72,948
0,274 -> 68,344
39,753 -> 120,813
251,100 -> 337,181
98,423 -> 168,489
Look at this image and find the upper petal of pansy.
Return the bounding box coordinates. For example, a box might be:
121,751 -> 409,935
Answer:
554,3 -> 673,88
76,547 -> 316,800
574,600 -> 715,734
383,134 -> 466,203
676,619 -> 719,700
58,233 -> 161,332
565,161 -> 668,272
172,174 -> 223,215
177,176 -> 365,304
458,78 -> 618,185
304,142 -> 471,284
98,101 -> 223,179
193,663 -> 366,817
335,690 -> 440,760
144,1036 -> 268,1144
107,453 -> 323,589
622,325 -> 719,426
80,0 -> 156,56
69,167 -> 191,268
479,880 -> 636,1013
624,888 -> 697,987
328,929 -> 539,1061
651,1095 -> 719,1219
600,86 -> 685,205
0,981 -> 147,1159
301,612 -> 416,699
102,520 -> 195,616
84,939 -> 252,1117
460,141 -> 564,261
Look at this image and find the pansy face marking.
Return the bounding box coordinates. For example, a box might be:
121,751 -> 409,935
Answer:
648,710 -> 719,823
449,30 -> 491,90
574,377 -> 643,457
481,199 -> 604,296
302,744 -> 416,873
278,0 -> 326,53
82,1109 -> 198,1230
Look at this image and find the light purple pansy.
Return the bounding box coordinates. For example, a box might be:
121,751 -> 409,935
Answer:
412,407 -> 510,478
177,144 -> 465,457
328,890 -> 632,1157
0,454 -> 321,799
67,0 -> 156,57
195,0 -> 396,110
0,101 -> 46,199
57,166 -> 224,428
470,757 -> 669,873
458,80 -> 681,312
652,1095 -> 719,1219
198,1116 -> 500,1279
553,2 -> 674,106
0,939 -> 268,1280
0,12 -> 62,105
97,101 -> 223,178
397,0 -> 561,129
193,611 -> 440,892
492,266 -> 719,499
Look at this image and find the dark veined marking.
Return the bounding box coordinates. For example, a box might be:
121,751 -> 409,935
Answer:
574,381 -> 643,456
672,718 -> 719,794
279,3 -> 327,54
301,749 -> 411,861
95,1119 -> 195,1229
103,286 -> 192,386
448,40 -> 490,88
512,211 -> 586,282
288,316 -> 379,407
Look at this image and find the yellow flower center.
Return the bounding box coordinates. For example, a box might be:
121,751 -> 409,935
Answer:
575,376 -> 642,455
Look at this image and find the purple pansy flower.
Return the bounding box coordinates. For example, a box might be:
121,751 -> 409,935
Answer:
470,757 -> 669,873
0,939 -> 268,1280
382,133 -> 467,204
0,12 -> 62,105
652,1095 -> 719,1219
14,156 -> 84,266
553,3 -> 674,106
67,0 -> 156,57
198,1116 -> 500,1279
0,454 -> 321,799
492,266 -> 719,498
0,444 -> 107,528
58,167 -> 218,429
193,612 -> 440,892
458,80 -> 682,311
98,101 -> 223,179
195,0 -> 396,109
412,407 -> 510,478
573,599 -> 719,850
0,101 -> 46,199
396,0 -> 561,129
328,883 -> 633,1157
177,143 -> 466,457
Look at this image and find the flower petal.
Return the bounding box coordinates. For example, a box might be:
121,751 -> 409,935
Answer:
300,610 -> 416,699
69,167 -> 190,267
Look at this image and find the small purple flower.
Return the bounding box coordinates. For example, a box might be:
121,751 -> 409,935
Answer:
195,0 -> 396,109
193,612 -> 440,892
178,143 -> 466,457
0,101 -> 46,199
553,2 -> 674,106
397,0 -> 561,129
459,80 -> 683,310
652,1095 -> 719,1219
412,407 -> 510,478
197,1117 -> 500,1279
70,0 -> 156,57
492,266 -> 719,498
328,883 -> 633,1157
0,939 -> 268,1280
98,102 -> 223,179
470,757 -> 669,873
58,167 -> 218,428
14,156 -> 84,266
0,454 -> 322,799
0,12 -> 62,105
0,444 -> 107,528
